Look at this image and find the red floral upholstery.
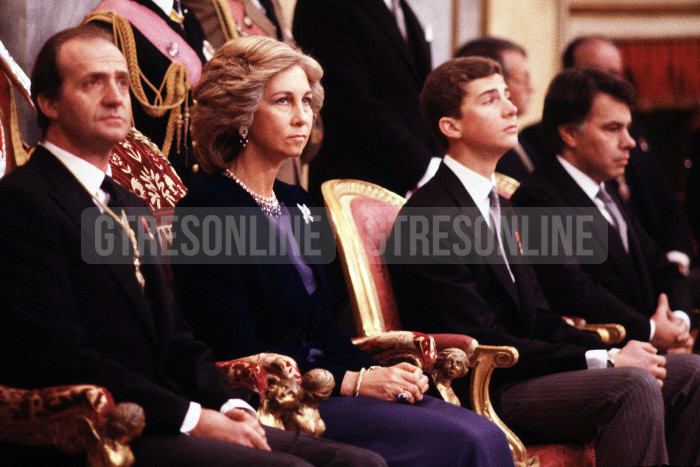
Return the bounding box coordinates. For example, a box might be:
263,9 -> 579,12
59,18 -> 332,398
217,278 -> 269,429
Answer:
110,128 -> 187,208
109,128 -> 187,250
0,384 -> 145,467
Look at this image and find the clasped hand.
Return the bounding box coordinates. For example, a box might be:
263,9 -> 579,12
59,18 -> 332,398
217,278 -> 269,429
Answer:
189,407 -> 270,450
650,293 -> 693,353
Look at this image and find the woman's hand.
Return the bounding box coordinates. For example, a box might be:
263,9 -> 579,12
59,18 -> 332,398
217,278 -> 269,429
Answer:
341,363 -> 429,403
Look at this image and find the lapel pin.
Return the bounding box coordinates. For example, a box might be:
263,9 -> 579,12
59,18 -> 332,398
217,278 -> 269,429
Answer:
298,203 -> 314,224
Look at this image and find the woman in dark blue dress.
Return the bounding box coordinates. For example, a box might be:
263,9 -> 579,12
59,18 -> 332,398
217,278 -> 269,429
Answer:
171,35 -> 513,467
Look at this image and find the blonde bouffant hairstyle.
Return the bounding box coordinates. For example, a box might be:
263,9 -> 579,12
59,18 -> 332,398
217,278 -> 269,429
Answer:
191,36 -> 324,173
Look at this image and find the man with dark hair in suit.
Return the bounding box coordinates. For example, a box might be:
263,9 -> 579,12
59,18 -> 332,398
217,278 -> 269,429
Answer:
292,0 -> 442,200
511,66 -> 700,464
520,35 -> 694,275
455,37 -> 538,183
388,56 -> 700,466
0,24 -> 385,467
512,68 -> 696,353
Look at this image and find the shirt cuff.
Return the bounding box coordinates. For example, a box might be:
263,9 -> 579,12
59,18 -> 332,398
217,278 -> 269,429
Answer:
180,401 -> 202,435
673,310 -> 691,331
666,250 -> 690,275
220,399 -> 258,419
585,349 -> 609,369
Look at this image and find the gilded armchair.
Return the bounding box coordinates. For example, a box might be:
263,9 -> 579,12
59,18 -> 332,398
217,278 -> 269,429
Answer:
321,178 -> 625,467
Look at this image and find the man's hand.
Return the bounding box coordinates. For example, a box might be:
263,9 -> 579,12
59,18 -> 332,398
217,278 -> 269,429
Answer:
341,362 -> 429,403
189,408 -> 270,450
650,293 -> 690,353
613,340 -> 666,386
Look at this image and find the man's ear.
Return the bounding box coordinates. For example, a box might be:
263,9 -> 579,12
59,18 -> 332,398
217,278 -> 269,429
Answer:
558,123 -> 578,149
438,116 -> 461,140
36,93 -> 58,121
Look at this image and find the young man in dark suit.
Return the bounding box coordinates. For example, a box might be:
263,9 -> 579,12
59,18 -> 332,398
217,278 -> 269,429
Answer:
455,37 -> 539,183
0,24 -> 384,467
387,56 -> 700,466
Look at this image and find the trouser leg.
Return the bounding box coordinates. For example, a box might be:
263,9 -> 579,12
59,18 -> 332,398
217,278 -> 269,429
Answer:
498,367 -> 667,467
662,353 -> 700,466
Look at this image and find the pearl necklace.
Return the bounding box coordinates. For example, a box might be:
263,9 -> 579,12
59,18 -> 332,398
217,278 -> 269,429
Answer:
224,169 -> 281,218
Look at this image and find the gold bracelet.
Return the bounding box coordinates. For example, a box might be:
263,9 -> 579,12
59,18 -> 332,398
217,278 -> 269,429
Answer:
354,365 -> 380,397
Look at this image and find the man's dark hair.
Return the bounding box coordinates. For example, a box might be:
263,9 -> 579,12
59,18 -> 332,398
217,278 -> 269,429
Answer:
420,56 -> 502,151
542,67 -> 635,157
454,37 -> 526,80
562,35 -> 615,69
30,24 -> 114,135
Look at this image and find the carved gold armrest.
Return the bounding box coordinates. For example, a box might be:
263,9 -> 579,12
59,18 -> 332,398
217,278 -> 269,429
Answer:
218,353 -> 334,436
576,323 -> 626,345
352,330 -> 437,370
468,344 -> 537,467
0,384 -> 145,467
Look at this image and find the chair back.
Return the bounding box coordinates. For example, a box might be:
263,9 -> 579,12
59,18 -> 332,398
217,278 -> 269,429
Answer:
110,128 -> 187,248
494,171 -> 520,199
322,179 -> 406,337
0,40 -> 32,179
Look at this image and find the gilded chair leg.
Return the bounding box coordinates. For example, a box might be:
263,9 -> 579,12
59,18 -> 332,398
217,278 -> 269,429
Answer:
469,345 -> 539,467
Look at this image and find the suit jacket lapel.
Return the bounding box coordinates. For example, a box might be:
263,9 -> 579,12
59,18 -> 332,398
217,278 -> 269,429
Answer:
435,164 -> 520,307
546,161 -> 647,304
359,0 -> 422,83
33,147 -> 158,340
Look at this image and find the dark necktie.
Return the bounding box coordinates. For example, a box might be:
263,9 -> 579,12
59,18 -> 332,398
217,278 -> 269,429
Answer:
101,176 -> 125,208
488,188 -> 515,282
596,186 -> 629,252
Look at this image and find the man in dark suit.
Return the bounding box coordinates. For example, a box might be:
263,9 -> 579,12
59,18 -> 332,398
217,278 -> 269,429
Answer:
455,37 -> 539,183
0,24 -> 384,467
388,56 -> 700,466
512,68 -> 695,353
520,36 -> 694,274
292,0 -> 441,200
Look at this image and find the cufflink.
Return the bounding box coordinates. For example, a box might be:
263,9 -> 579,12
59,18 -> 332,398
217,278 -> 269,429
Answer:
606,354 -> 615,368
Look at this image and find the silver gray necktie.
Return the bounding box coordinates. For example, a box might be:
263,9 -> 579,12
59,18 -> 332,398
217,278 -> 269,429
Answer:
597,186 -> 629,252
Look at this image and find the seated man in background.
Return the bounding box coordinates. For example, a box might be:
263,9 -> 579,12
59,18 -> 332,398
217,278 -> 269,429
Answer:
455,37 -> 539,182
387,55 -> 700,466
512,68 -> 695,354
0,24 -> 384,467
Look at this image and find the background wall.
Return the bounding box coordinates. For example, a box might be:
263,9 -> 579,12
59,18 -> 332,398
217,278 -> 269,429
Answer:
0,0 -> 95,145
